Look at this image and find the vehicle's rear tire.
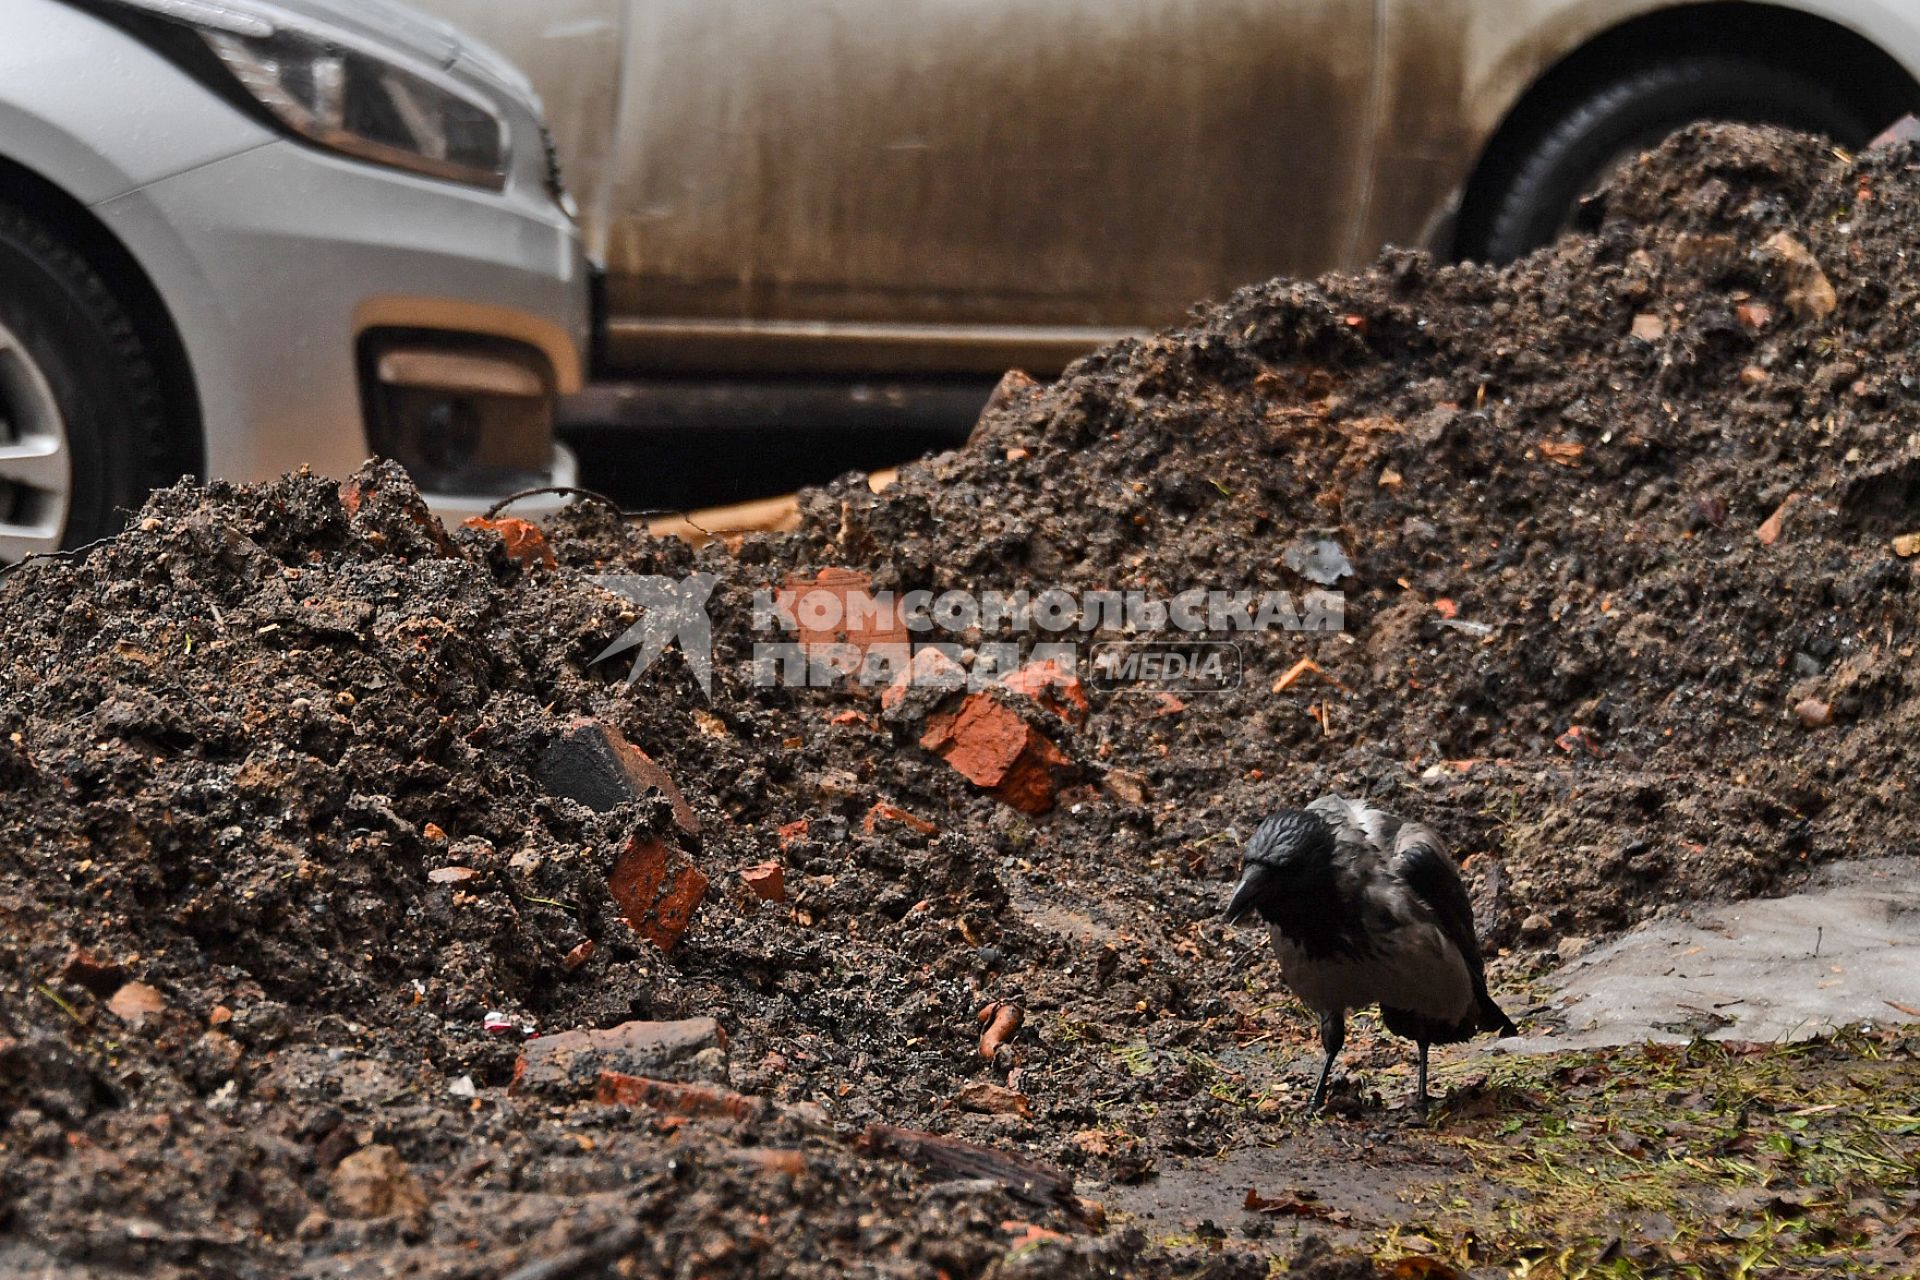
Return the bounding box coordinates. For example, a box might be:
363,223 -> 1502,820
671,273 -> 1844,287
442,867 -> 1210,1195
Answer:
1465,56 -> 1878,263
0,197 -> 182,561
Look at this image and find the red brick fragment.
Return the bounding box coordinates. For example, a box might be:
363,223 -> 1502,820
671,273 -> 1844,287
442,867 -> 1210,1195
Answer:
593,1071 -> 761,1121
978,1003 -> 1024,1059
741,862 -> 786,904
462,515 -> 557,568
776,567 -> 908,655
1100,769 -> 1149,807
863,803 -> 937,836
920,694 -> 1073,814
1555,725 -> 1600,755
607,837 -> 709,952
998,657 -> 1089,724
776,819 -> 809,850
1001,1221 -> 1069,1248
1757,494 -> 1796,546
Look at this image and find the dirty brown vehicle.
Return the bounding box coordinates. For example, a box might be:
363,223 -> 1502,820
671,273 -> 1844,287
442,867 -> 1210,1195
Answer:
421,0 -> 1920,397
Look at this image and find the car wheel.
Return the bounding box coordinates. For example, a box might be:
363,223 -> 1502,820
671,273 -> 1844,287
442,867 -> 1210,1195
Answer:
0,198 -> 181,561
1468,56 -> 1876,263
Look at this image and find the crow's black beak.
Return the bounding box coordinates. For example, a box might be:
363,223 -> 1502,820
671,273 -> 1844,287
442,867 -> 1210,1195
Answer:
1223,862 -> 1277,926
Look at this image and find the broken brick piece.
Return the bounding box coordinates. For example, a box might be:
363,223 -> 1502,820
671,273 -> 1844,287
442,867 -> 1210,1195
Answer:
511,1017 -> 727,1098
863,802 -> 937,836
741,862 -> 786,903
1001,1221 -> 1071,1249
462,515 -> 557,569
998,657 -> 1089,724
607,837 -> 709,952
775,819 -> 809,851
920,695 -> 1030,786
1756,494 -> 1796,546
979,1003 -> 1024,1059
920,693 -> 1073,814
540,720 -> 700,836
593,1071 -> 763,1121
775,567 -> 908,656
1271,657 -> 1328,695
1555,725 -> 1600,755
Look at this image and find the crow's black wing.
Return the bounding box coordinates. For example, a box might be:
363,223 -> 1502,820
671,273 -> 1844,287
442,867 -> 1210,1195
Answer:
1394,827 -> 1518,1035
1391,827 -> 1483,973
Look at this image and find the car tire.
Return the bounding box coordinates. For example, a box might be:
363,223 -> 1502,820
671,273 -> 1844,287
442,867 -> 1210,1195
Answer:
0,197 -> 182,560
1468,56 -> 1876,263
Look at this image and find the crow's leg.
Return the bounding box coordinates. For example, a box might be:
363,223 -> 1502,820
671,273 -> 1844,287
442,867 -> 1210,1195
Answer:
1413,1040 -> 1431,1118
1307,1010 -> 1345,1114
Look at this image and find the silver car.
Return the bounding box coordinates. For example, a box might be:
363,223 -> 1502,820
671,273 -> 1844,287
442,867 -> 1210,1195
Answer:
418,0 -> 1920,383
0,0 -> 591,560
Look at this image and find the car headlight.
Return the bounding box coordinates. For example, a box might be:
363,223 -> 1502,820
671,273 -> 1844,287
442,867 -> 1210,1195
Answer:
105,0 -> 509,191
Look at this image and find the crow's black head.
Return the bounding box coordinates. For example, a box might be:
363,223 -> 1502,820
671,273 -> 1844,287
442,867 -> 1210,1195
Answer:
1223,808 -> 1337,925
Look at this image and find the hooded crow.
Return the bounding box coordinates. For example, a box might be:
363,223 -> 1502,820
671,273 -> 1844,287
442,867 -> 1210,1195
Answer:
1223,795 -> 1517,1115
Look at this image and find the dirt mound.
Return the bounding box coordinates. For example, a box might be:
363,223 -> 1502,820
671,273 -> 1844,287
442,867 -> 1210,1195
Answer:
0,465 -> 641,1035
3,124 -> 1919,1276
771,120 -> 1920,944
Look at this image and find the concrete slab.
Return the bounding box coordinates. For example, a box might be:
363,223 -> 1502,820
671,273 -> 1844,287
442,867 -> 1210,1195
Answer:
1517,857 -> 1920,1051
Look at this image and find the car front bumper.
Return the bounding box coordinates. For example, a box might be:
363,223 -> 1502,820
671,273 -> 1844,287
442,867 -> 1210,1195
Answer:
94,135 -> 591,520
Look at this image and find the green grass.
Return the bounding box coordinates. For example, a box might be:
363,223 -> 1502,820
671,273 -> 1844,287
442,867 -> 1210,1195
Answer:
1393,1031 -> 1920,1277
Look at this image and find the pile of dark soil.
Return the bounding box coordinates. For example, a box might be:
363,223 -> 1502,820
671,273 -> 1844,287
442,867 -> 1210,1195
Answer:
3,125 -> 1918,1277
